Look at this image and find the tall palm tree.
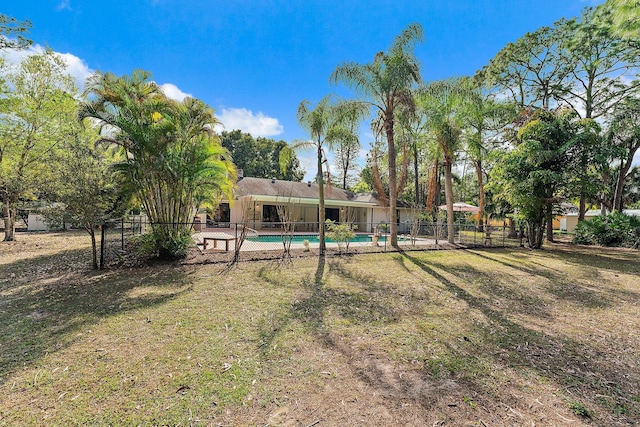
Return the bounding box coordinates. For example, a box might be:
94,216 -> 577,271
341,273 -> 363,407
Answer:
79,70 -> 235,258
331,23 -> 423,247
418,79 -> 466,244
396,97 -> 429,206
460,77 -> 515,231
281,96 -> 364,254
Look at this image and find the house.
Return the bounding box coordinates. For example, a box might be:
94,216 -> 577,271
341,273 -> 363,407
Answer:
214,177 -> 416,233
560,209 -> 640,233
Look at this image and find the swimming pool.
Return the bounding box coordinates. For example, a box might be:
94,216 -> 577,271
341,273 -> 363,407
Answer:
247,234 -> 386,244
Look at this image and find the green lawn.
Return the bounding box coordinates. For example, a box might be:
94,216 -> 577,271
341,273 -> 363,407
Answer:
1,232 -> 639,425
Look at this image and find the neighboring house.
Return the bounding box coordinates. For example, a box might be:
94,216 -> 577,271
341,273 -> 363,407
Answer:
217,177 -> 415,233
560,209 -> 640,233
27,213 -> 49,231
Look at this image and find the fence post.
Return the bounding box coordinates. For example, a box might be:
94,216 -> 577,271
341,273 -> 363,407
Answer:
384,223 -> 387,252
100,223 -> 106,270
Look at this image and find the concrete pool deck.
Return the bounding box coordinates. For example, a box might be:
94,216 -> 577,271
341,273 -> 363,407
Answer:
195,229 -> 439,252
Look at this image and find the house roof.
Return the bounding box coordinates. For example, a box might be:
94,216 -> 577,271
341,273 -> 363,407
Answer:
233,177 -> 408,208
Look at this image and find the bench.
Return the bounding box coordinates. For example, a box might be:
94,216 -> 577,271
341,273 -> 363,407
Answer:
202,236 -> 236,251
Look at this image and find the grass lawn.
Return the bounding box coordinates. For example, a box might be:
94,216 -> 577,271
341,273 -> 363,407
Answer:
1,231 -> 639,426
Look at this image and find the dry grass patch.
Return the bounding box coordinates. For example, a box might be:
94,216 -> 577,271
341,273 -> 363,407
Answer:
1,233 -> 639,426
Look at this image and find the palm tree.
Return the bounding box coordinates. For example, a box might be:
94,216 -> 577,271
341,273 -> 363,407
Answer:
331,23 -> 423,247
395,97 -> 429,206
418,79 -> 466,244
281,96 -> 364,254
460,77 -> 515,231
79,70 -> 235,258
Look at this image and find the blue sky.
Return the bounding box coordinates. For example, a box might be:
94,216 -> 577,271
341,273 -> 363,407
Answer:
5,0 -> 604,177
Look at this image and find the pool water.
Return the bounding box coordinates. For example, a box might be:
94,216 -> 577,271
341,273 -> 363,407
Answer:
247,234 -> 386,243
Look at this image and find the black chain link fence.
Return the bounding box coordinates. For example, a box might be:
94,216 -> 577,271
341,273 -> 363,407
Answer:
98,217 -> 523,267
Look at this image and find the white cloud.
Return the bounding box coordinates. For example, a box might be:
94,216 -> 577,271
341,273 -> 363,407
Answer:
300,155 -> 317,182
358,147 -> 368,164
214,108 -> 283,137
56,52 -> 93,89
57,0 -> 72,11
2,46 -> 191,101
1,44 -> 93,91
159,83 -> 191,101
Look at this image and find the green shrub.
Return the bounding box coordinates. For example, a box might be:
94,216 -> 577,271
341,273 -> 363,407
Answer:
325,219 -> 357,252
133,230 -> 194,259
573,212 -> 640,248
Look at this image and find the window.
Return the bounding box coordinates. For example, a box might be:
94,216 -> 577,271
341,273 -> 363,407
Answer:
262,205 -> 280,222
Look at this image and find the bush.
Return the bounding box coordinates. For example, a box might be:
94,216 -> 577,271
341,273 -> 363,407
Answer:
133,230 -> 194,259
325,219 -> 357,252
573,212 -> 640,248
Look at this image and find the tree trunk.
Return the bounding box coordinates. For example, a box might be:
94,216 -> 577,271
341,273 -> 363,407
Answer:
89,227 -> 98,270
527,213 -> 545,249
578,195 -> 586,221
474,160 -> 484,232
613,159 -> 629,212
371,148 -> 388,207
444,159 -> 455,244
545,204 -> 554,242
413,142 -> 419,206
317,145 -> 326,255
508,217 -> 517,238
385,111 -> 398,247
2,205 -> 16,242
425,158 -> 438,214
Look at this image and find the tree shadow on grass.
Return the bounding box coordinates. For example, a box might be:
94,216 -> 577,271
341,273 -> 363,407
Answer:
252,249 -> 639,423
544,245 -> 640,274
428,257 -> 556,318
0,251 -> 193,386
463,249 -> 561,281
255,254 -> 474,418
399,250 -> 640,423
256,255 -> 402,355
465,248 -> 640,308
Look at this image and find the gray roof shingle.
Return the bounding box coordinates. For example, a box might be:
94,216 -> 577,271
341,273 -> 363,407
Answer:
234,177 -> 399,207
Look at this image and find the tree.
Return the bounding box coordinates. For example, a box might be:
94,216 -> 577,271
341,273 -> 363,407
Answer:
331,23 -> 423,247
44,127 -> 130,269
606,97 -> 640,212
395,98 -> 429,206
478,9 -> 640,221
332,105 -> 362,190
220,130 -> 305,181
598,0 -> 640,49
478,24 -> 571,110
460,77 -> 515,231
418,79 -> 467,244
333,138 -> 360,190
556,7 -> 640,219
281,96 -> 362,255
0,50 -> 76,241
79,70 -> 236,259
560,7 -> 640,121
489,108 -> 586,249
0,14 -> 32,51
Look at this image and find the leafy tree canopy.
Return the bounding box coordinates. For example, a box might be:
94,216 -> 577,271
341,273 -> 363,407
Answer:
0,14 -> 31,51
220,130 -> 304,181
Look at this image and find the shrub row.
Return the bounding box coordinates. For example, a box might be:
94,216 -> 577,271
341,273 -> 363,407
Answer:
573,212 -> 640,248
